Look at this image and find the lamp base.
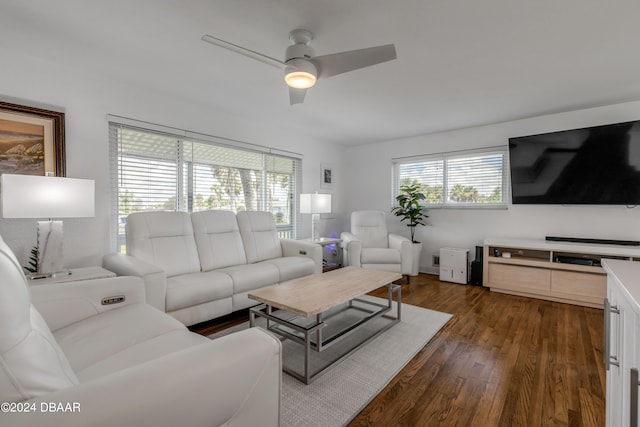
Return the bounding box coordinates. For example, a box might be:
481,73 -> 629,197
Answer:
311,213 -> 320,241
37,220 -> 65,275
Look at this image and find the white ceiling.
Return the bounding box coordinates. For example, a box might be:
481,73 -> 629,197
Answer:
2,0 -> 640,146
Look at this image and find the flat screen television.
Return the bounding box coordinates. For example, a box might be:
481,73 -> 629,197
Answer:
509,120 -> 640,205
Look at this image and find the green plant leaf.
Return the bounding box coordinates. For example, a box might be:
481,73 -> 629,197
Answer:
392,184 -> 428,242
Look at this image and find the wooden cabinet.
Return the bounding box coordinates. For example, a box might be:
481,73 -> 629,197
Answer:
487,263 -> 550,293
484,238 -> 640,308
602,259 -> 640,427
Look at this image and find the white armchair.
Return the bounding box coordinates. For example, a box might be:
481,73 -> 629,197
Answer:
0,235 -> 281,427
341,210 -> 413,282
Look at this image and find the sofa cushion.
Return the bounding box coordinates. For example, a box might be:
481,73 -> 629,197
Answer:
261,256 -> 316,282
126,211 -> 201,277
53,304 -> 190,374
0,236 -> 78,403
237,211 -> 283,263
165,271 -> 234,312
75,330 -> 208,381
217,263 -> 280,294
192,210 -> 247,270
360,263 -> 401,273
351,210 -> 390,248
361,247 -> 401,264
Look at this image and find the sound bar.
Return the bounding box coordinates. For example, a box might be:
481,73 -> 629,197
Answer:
546,236 -> 640,246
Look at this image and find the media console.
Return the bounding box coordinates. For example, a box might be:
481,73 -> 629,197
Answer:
483,237 -> 640,308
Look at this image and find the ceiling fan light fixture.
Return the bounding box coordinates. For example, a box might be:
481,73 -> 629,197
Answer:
284,59 -> 317,89
285,71 -> 316,88
202,28 -> 396,105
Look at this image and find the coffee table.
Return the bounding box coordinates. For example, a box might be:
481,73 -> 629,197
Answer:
248,266 -> 402,384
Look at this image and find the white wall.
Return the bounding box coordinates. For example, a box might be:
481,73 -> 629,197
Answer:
0,47 -> 345,267
5,44 -> 640,275
344,100 -> 640,274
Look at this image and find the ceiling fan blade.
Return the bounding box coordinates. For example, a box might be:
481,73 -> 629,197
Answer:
201,34 -> 285,70
289,87 -> 307,105
311,44 -> 397,79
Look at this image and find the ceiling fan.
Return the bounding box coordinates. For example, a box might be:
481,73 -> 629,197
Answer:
201,29 -> 397,105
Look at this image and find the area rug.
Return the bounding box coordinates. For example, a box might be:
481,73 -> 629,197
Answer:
209,296 -> 452,427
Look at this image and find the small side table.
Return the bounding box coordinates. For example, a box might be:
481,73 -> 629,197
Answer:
28,266 -> 116,286
307,237 -> 343,272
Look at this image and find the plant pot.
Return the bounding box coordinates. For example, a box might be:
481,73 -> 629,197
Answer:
410,242 -> 423,276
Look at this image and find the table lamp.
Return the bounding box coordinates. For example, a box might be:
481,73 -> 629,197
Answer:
1,173 -> 95,278
300,193 -> 331,241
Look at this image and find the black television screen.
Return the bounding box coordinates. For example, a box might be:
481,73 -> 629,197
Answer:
509,120 -> 640,205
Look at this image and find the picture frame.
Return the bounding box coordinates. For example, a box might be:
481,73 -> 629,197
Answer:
0,101 -> 65,176
320,162 -> 334,189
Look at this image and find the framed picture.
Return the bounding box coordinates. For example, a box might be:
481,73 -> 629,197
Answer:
320,162 -> 333,189
0,101 -> 65,176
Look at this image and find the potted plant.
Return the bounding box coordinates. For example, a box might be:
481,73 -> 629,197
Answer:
391,183 -> 427,276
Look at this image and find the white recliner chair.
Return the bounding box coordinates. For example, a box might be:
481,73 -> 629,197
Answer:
0,235 -> 281,427
341,210 -> 413,281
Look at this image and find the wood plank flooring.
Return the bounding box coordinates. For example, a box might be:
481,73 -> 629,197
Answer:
191,273 -> 606,427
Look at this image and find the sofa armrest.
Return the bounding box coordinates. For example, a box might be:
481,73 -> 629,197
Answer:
340,232 -> 362,268
3,327 -> 282,427
389,233 -> 413,275
103,253 -> 167,311
280,239 -> 323,274
30,276 -> 146,332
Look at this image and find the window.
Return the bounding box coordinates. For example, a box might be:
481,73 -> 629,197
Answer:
109,121 -> 302,252
392,148 -> 508,208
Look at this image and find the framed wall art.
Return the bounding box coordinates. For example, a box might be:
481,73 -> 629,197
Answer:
320,162 -> 333,189
0,101 -> 65,176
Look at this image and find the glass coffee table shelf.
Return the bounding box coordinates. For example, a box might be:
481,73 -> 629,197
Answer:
248,267 -> 402,384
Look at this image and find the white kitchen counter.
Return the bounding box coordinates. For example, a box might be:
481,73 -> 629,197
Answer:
602,258 -> 640,314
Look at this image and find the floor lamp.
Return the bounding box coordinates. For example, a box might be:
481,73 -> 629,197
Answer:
1,174 -> 95,278
300,193 -> 331,241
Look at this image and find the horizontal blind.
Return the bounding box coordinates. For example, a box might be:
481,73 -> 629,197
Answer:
392,147 -> 508,208
115,126 -> 179,211
266,154 -> 297,238
446,152 -> 505,204
397,159 -> 444,204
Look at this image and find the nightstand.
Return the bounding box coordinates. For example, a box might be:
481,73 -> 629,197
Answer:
307,237 -> 343,272
28,266 -> 116,285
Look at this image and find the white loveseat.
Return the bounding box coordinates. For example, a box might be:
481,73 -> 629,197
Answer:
0,235 -> 281,427
104,210 -> 322,326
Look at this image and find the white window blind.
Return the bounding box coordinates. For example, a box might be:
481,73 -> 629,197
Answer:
109,121 -> 302,252
393,148 -> 508,208
397,159 -> 444,204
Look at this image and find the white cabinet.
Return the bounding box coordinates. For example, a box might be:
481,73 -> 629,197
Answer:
439,248 -> 468,284
603,259 -> 640,427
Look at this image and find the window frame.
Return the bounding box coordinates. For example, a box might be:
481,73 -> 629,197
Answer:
108,117 -> 302,252
392,146 -> 509,209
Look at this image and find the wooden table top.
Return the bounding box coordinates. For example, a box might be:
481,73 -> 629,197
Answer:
248,266 -> 402,317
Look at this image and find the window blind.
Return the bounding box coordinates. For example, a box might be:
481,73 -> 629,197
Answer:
446,152 -> 505,204
109,121 -> 302,252
392,148 -> 508,208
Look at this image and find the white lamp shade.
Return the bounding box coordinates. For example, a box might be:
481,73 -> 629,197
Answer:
1,174 -> 95,218
300,193 -> 331,214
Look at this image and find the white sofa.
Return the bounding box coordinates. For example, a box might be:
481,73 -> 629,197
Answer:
104,210 -> 322,326
0,235 -> 281,427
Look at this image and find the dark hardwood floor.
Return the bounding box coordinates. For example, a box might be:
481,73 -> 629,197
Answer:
191,274 -> 606,427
